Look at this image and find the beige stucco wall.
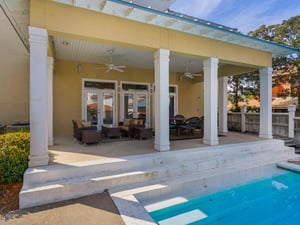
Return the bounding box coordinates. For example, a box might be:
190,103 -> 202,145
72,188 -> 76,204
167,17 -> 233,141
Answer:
53,59 -> 204,136
0,55 -> 29,125
0,6 -> 29,125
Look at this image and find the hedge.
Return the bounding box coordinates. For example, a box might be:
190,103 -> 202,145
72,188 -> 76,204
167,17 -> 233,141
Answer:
0,132 -> 30,184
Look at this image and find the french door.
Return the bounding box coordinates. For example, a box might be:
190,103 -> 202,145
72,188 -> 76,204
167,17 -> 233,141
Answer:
122,91 -> 148,126
83,89 -> 116,129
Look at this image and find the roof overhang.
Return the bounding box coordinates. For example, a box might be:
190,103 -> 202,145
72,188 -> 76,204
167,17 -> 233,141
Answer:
54,0 -> 298,57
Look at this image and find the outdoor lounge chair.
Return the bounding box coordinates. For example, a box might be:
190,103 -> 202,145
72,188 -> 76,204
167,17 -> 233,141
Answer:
72,120 -> 99,143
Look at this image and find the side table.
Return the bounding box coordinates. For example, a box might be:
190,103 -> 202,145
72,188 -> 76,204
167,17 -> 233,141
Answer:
135,127 -> 153,140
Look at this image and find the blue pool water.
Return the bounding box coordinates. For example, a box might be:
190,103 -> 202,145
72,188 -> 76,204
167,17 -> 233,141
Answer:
149,172 -> 300,225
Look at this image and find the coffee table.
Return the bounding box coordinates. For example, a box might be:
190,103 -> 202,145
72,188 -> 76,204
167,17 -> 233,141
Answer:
101,125 -> 121,139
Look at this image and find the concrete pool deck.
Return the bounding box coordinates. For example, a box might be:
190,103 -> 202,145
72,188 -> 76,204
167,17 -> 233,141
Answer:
0,192 -> 125,225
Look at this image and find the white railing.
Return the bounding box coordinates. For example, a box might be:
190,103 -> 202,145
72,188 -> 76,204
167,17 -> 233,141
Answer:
227,105 -> 296,138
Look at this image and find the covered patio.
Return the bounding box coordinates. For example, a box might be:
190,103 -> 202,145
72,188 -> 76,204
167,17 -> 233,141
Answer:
27,0 -> 297,168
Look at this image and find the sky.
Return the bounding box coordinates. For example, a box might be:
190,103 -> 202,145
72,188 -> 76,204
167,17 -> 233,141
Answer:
170,0 -> 300,34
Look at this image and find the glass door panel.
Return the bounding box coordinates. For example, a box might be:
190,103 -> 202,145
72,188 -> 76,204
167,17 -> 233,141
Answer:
86,92 -> 98,126
122,91 -> 148,126
137,94 -> 146,120
84,89 -> 115,129
102,92 -> 114,125
124,93 -> 134,119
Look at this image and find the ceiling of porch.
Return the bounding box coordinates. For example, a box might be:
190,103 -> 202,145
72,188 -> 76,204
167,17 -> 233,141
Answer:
52,36 -> 204,73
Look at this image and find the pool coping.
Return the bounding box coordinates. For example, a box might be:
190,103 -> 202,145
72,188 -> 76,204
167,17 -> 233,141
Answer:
277,158 -> 300,173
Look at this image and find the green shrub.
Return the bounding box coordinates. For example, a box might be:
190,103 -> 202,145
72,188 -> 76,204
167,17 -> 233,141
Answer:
0,132 -> 30,184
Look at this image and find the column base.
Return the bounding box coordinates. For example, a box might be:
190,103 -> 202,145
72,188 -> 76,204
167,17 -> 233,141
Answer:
218,129 -> 228,134
29,154 -> 49,167
259,133 -> 273,139
203,138 -> 219,146
48,138 -> 54,146
154,142 -> 170,151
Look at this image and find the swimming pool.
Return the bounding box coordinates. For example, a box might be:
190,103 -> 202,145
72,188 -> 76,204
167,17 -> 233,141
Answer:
149,171 -> 300,225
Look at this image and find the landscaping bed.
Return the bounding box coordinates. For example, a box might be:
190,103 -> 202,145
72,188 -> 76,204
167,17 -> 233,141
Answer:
0,182 -> 22,215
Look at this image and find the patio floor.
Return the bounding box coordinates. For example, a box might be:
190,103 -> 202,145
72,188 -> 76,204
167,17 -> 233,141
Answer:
49,131 -> 263,165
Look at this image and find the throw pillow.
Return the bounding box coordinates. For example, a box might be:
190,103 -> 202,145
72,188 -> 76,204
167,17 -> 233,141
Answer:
124,118 -> 130,126
81,121 -> 91,127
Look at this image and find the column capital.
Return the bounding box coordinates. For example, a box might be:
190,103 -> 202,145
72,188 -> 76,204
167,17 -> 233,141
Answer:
29,26 -> 48,45
203,57 -> 219,67
259,67 -> 273,75
153,49 -> 170,61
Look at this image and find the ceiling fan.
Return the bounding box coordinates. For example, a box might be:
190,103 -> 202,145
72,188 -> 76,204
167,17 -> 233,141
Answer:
100,49 -> 126,73
179,61 -> 202,80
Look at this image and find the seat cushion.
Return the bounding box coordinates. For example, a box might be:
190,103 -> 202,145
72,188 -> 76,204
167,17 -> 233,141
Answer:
119,126 -> 129,132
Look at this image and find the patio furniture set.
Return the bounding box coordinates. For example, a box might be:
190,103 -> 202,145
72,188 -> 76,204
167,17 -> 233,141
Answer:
72,115 -> 203,145
170,115 -> 204,137
72,118 -> 153,145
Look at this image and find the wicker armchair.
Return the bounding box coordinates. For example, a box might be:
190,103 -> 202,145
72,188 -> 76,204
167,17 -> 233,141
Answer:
72,120 -> 99,143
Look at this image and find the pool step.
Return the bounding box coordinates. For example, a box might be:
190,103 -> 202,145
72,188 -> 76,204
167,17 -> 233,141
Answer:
20,139 -> 296,209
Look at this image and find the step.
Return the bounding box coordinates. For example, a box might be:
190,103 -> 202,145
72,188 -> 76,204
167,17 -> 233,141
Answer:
20,139 -> 296,209
20,169 -> 160,208
24,139 -> 291,186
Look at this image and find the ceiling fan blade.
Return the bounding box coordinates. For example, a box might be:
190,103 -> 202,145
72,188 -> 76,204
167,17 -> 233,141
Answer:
185,74 -> 195,79
191,73 -> 202,77
114,65 -> 126,69
113,67 -> 124,72
105,68 -> 111,73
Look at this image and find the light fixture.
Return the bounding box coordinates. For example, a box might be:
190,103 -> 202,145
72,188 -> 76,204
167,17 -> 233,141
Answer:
76,64 -> 83,73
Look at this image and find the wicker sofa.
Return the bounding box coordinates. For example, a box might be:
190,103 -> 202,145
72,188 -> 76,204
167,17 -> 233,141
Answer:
119,118 -> 145,138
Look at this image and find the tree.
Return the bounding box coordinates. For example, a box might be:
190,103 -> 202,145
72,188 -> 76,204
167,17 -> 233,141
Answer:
248,15 -> 300,106
228,72 -> 259,111
228,16 -> 300,111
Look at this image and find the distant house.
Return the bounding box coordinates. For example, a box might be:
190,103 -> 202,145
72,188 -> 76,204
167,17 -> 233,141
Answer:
272,65 -> 299,98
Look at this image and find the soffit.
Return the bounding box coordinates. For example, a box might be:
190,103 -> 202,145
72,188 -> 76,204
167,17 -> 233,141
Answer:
52,36 -> 204,73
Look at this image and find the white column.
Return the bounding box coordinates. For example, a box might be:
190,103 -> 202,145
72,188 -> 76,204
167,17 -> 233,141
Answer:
29,26 -> 49,167
218,76 -> 228,133
48,57 -> 54,146
203,58 -> 219,145
259,67 -> 273,139
288,104 -> 296,138
154,49 -> 170,151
